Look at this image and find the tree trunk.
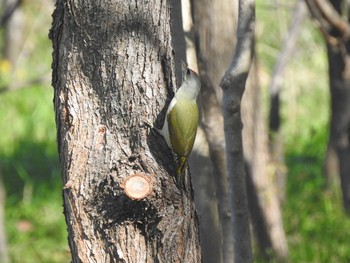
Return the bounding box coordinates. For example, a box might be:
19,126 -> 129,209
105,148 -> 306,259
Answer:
190,129 -> 223,263
326,0 -> 350,213
326,40 -> 350,212
220,0 -> 255,261
193,0 -> 288,261
0,171 -> 9,263
269,0 -> 307,204
243,60 -> 288,262
192,0 -> 237,261
305,0 -> 350,213
3,0 -> 24,79
50,0 -> 201,262
181,1 -> 223,261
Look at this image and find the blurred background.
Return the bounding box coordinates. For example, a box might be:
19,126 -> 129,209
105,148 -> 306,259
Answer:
0,0 -> 69,262
0,0 -> 349,262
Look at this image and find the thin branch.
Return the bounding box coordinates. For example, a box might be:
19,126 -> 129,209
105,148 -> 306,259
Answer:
0,0 -> 22,27
221,0 -> 255,92
219,0 -> 255,262
305,0 -> 350,77
315,0 -> 350,38
270,0 -> 307,131
305,0 -> 350,42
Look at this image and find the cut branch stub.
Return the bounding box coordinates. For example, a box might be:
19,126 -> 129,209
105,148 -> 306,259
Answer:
121,173 -> 153,200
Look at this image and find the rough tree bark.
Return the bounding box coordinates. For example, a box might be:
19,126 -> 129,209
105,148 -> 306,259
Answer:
305,0 -> 350,213
50,0 -> 201,262
220,0 -> 255,262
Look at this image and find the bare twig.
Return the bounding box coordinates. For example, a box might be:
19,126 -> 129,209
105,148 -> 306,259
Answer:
0,0 -> 22,27
305,0 -> 350,42
269,0 -> 307,207
270,0 -> 307,101
220,0 -> 255,261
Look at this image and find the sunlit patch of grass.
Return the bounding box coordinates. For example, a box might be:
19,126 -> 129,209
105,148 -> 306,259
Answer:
0,84 -> 70,262
284,125 -> 350,263
6,196 -> 70,263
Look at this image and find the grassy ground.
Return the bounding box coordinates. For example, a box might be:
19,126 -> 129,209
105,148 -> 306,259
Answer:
0,86 -> 70,263
0,0 -> 350,262
285,131 -> 350,263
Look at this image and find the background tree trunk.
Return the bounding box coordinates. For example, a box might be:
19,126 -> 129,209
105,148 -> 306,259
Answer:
325,0 -> 350,212
3,0 -> 24,81
190,130 -> 223,263
220,0 -> 256,261
0,171 -> 9,263
305,0 -> 350,213
193,0 -> 288,261
243,60 -> 288,262
326,40 -> 350,212
181,1 -> 223,261
192,0 -> 237,261
269,0 -> 307,204
50,0 -> 201,262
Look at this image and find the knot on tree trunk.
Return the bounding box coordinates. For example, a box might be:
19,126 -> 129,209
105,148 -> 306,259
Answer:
223,96 -> 240,113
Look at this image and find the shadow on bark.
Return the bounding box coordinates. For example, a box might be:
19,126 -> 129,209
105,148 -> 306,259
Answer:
245,163 -> 273,261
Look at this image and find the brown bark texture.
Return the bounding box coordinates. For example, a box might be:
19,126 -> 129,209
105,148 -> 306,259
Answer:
50,0 -> 201,262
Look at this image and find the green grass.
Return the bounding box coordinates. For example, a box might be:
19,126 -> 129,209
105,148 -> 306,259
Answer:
284,127 -> 350,263
0,85 -> 70,263
6,196 -> 69,263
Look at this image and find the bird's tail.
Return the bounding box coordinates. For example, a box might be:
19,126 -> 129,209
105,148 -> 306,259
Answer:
177,156 -> 187,175
175,156 -> 187,189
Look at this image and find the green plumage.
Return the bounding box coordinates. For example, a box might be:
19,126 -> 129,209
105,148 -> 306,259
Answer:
158,68 -> 200,188
167,98 -> 199,174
